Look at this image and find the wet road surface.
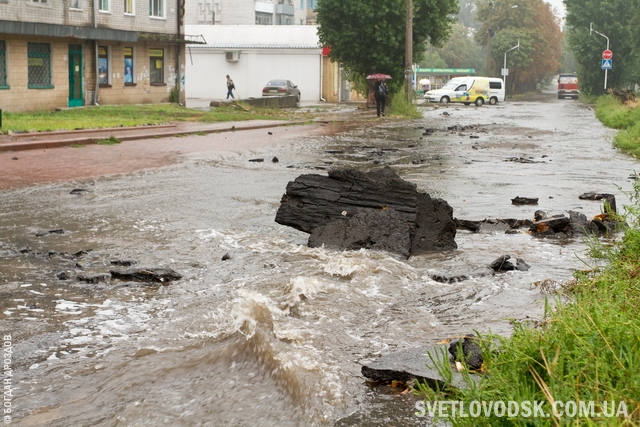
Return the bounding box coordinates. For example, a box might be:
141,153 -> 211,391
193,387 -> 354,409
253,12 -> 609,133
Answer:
1,94 -> 637,426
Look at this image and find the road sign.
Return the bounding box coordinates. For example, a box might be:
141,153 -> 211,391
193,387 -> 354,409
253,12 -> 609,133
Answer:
602,49 -> 613,60
602,59 -> 612,69
501,68 -> 509,76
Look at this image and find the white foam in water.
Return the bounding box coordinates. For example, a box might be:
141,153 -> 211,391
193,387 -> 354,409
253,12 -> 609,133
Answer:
196,228 -> 244,249
283,276 -> 324,311
55,300 -> 86,313
322,255 -> 362,278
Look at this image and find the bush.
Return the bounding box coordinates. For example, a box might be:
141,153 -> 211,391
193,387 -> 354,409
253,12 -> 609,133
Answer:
595,95 -> 640,158
387,94 -> 422,119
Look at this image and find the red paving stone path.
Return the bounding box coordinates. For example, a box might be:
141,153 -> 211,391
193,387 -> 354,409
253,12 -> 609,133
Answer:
0,121 -> 327,191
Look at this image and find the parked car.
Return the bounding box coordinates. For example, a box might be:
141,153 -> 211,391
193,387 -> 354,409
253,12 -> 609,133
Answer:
557,74 -> 579,99
262,79 -> 301,101
424,77 -> 490,106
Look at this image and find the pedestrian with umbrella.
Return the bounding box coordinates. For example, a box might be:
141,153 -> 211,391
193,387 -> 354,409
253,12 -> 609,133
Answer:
367,74 -> 391,117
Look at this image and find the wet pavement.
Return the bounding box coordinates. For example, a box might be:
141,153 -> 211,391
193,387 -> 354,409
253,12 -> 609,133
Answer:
1,94 -> 638,426
0,100 -> 369,190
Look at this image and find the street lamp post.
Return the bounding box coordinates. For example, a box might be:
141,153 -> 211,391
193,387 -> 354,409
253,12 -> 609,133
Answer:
590,23 -> 609,90
503,41 -> 519,99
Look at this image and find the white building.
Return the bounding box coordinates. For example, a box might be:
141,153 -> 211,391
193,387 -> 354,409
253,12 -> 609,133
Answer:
185,25 -> 322,101
187,0 -> 318,26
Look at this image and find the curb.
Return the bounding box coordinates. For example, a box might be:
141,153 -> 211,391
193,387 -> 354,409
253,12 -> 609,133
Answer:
0,120 -> 311,152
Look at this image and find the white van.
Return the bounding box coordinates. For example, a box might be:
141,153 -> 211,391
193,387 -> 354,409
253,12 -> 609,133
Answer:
423,77 -> 490,106
488,78 -> 505,105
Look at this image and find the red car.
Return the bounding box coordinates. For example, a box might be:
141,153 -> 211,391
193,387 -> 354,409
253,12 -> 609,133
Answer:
557,74 -> 579,100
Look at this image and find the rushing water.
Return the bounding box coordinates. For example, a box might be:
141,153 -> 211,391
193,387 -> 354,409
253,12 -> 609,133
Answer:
1,97 -> 637,426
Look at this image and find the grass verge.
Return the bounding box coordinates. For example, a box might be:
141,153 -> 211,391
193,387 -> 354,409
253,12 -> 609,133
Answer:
414,183 -> 640,425
594,95 -> 640,158
0,102 -> 313,133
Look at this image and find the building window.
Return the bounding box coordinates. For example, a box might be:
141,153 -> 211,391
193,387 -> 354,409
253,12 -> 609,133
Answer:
98,46 -> 110,85
276,14 -> 294,25
70,0 -> 82,8
149,0 -> 163,17
31,0 -> 48,3
125,0 -> 134,14
124,47 -> 134,85
255,12 -> 273,25
98,0 -> 109,11
149,48 -> 164,84
28,42 -> 52,88
0,41 -> 7,87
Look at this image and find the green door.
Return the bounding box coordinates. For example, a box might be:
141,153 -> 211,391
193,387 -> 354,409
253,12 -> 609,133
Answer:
68,45 -> 83,107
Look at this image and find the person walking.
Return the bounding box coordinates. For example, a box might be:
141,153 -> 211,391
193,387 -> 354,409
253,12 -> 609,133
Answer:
374,78 -> 388,117
226,75 -> 235,99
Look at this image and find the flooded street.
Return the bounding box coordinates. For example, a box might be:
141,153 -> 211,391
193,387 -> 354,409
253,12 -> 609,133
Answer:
1,95 -> 637,426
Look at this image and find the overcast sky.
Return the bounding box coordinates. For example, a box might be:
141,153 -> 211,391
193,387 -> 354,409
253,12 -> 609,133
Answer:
544,0 -> 566,18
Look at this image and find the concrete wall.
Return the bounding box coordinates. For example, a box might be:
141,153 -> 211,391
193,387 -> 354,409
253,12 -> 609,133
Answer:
230,95 -> 298,108
186,47 -> 321,101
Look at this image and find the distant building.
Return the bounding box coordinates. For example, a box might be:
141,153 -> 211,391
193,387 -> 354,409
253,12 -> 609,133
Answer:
187,0 -> 317,26
185,24 -> 360,104
185,25 -> 321,101
0,0 -> 199,112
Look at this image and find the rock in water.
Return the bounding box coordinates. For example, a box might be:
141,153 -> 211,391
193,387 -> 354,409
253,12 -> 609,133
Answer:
309,208 -> 412,258
109,268 -> 182,283
275,167 -> 457,256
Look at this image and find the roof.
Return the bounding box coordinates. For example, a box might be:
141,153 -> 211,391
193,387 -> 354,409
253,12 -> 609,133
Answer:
185,25 -> 321,49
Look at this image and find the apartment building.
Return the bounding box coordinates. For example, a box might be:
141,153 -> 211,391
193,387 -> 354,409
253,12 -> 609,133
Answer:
187,0 -> 318,26
0,0 -> 196,112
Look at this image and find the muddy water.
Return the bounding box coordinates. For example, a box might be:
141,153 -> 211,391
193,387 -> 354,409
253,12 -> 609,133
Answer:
1,96 -> 637,426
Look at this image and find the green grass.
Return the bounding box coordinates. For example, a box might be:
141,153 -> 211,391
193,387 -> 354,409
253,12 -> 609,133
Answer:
0,103 -> 307,133
594,96 -> 640,158
388,94 -> 422,119
94,135 -> 121,145
413,154 -> 640,426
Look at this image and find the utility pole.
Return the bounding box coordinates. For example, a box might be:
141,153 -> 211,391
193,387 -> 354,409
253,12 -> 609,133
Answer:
486,30 -> 493,76
405,0 -> 413,102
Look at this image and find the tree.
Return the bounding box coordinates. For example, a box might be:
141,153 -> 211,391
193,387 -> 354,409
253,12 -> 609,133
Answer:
436,24 -> 485,70
418,48 -> 448,69
475,0 -> 562,93
457,0 -> 481,29
316,0 -> 459,95
559,35 -> 578,74
564,0 -> 640,95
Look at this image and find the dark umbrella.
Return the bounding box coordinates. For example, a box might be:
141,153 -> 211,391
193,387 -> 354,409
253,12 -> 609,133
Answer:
366,73 -> 392,80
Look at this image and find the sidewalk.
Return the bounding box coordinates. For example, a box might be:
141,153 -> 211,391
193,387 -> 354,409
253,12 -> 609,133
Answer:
0,99 -> 372,152
0,119 -> 308,153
